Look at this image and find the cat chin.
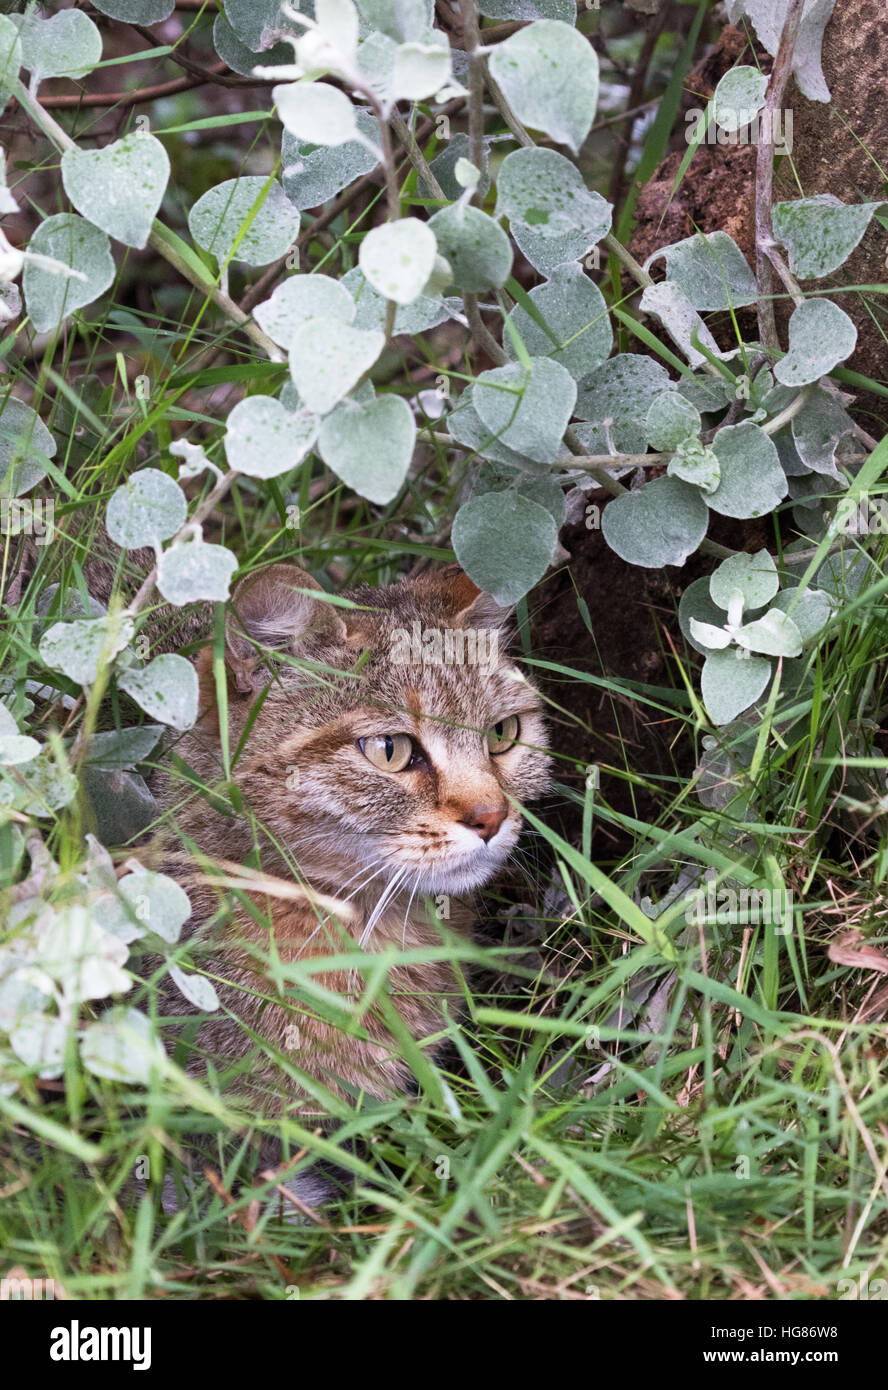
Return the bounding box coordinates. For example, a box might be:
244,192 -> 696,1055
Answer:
413,839 -> 516,895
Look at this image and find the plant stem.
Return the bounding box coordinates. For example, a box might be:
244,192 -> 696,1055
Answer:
13,81 -> 283,362
389,110 -> 446,201
755,0 -> 805,353
125,468 -> 240,619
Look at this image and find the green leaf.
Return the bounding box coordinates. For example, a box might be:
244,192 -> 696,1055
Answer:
61,134 -> 170,251
82,726 -> 164,770
344,268 -> 458,339
448,393 -> 548,473
734,608 -> 803,657
0,17 -> 22,115
644,391 -> 700,450
644,230 -> 757,311
92,0 -> 174,18
701,647 -> 772,725
212,12 -> 292,75
0,701 -> 40,767
771,585 -> 832,641
342,265 -> 457,334
12,8 -> 102,85
712,65 -> 768,132
474,358 -> 576,465
480,0 -> 575,18
488,20 -> 598,154
574,354 -> 675,453
601,475 -> 709,569
37,905 -> 130,1001
281,108 -> 381,210
357,0 -> 433,41
790,385 -> 854,480
81,768 -> 157,846
118,653 -> 199,732
391,33 -> 452,101
503,264 -> 612,380
710,548 -> 779,611
774,299 -> 858,387
0,398 -> 57,499
274,81 -> 360,146
10,1016 -> 66,1078
254,274 -> 356,349
639,280 -> 725,369
169,963 -> 219,1012
106,468 -> 187,550
188,177 -> 300,268
225,394 -> 318,479
119,869 -> 191,944
679,574 -> 733,655
157,539 -> 239,606
773,194 -> 884,280
223,0 -> 291,49
318,394 -> 415,504
23,214 -> 115,334
81,1006 -> 166,1085
359,217 -> 437,305
732,0 -> 836,103
668,438 -> 721,493
0,744 -> 77,816
39,615 -> 134,686
689,618 -> 732,650
452,491 -> 558,605
708,422 -> 788,519
495,146 -> 611,276
288,320 -> 384,415
427,204 -> 513,293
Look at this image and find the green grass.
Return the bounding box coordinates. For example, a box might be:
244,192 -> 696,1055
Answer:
3,386 -> 887,1295
2,20 -> 888,1304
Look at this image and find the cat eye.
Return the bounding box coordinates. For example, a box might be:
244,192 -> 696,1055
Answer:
487,714 -> 520,755
358,733 -> 417,772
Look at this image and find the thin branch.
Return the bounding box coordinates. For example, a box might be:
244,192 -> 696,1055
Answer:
389,110 -> 446,201
13,80 -> 282,362
755,0 -> 805,353
483,61 -> 654,294
462,0 -> 486,183
40,68 -> 233,110
125,467 -> 239,619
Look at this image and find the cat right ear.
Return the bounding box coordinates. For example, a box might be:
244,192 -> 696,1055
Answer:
224,563 -> 346,693
414,564 -> 513,630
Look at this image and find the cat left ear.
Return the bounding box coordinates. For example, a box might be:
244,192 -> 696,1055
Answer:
225,563 -> 346,693
416,564 -> 513,629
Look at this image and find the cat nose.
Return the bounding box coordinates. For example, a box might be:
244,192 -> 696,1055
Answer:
461,801 -> 508,843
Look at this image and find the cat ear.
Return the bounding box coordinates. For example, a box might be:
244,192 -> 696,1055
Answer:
225,563 -> 346,693
415,564 -> 513,629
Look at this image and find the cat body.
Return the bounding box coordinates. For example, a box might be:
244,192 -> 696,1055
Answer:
157,563 -> 549,1114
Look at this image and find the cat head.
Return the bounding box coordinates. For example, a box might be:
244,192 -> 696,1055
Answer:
187,563 -> 550,897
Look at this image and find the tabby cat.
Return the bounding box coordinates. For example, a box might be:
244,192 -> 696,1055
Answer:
157,562 -> 550,1123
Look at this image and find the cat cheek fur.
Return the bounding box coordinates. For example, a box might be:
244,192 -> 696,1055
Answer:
157,563 -> 550,1106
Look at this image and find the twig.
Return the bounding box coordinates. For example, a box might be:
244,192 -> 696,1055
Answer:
126,467 -> 239,619
40,68 -> 233,110
606,1 -> 670,213
389,110 -> 446,201
462,0 -> 486,183
755,0 -> 805,352
13,80 -> 282,362
482,60 -> 654,295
